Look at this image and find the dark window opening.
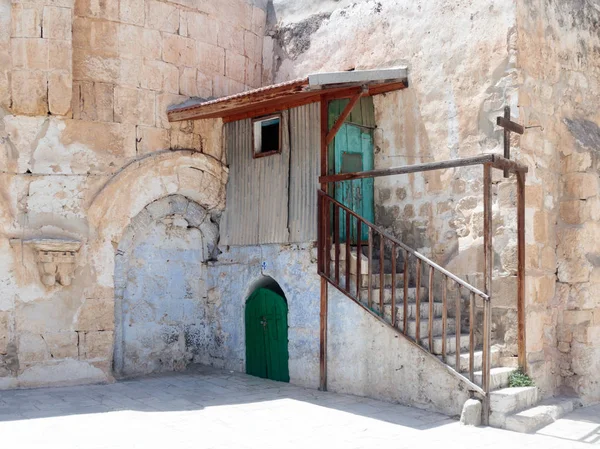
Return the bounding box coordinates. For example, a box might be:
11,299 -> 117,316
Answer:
253,115 -> 281,158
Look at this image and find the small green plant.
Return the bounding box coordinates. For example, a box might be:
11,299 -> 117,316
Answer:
508,369 -> 534,387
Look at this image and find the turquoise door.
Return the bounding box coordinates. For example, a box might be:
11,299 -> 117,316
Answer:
333,122 -> 374,242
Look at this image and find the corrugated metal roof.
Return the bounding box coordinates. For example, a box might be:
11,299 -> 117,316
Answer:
167,67 -> 408,123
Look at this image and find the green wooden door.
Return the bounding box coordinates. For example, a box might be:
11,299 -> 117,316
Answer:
329,99 -> 375,243
245,288 -> 290,382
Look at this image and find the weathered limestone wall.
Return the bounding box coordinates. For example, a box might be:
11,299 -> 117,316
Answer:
268,0 -> 523,377
0,0 -> 262,388
517,0 -> 600,403
209,243 -> 470,416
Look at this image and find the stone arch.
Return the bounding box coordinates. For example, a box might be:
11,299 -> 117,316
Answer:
113,194 -> 219,377
246,276 -> 287,302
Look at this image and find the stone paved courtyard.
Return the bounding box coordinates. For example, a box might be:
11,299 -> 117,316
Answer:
0,366 -> 595,449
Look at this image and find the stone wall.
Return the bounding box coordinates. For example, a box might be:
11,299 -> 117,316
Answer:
517,0 -> 600,403
0,0 -> 259,387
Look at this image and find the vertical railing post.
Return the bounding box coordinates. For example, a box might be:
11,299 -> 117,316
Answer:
482,163 -> 493,424
319,97 -> 329,392
517,170 -> 527,373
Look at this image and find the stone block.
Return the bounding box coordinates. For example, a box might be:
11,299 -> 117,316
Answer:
217,0 -> 252,31
155,93 -> 186,129
244,59 -> 261,88
48,39 -> 72,70
136,126 -> 170,154
163,33 -> 197,67
76,298 -> 114,332
81,331 -> 113,359
225,51 -> 246,84
180,11 -> 218,45
11,4 -> 40,38
73,17 -> 118,58
185,202 -> 207,227
217,21 -> 244,54
563,152 -> 592,173
141,60 -> 179,93
48,70 -> 72,116
563,310 -> 593,326
243,30 -> 261,63
196,71 -> 212,98
43,6 -> 72,40
525,184 -> 543,209
179,67 -> 198,96
197,42 -> 225,75
0,312 -> 9,354
119,25 -> 161,60
492,275 -> 517,308
119,0 -> 145,26
72,52 -> 119,83
560,200 -> 589,224
119,59 -> 140,87
75,0 -> 119,21
11,38 -> 49,70
18,333 -> 48,363
11,70 -> 48,115
539,245 -> 556,272
251,5 -> 266,36
42,332 -> 79,359
533,210 -> 548,243
113,87 -> 155,127
212,74 -> 244,98
61,119 -> 136,157
146,0 -> 179,33
562,173 -> 598,199
460,398 -> 482,426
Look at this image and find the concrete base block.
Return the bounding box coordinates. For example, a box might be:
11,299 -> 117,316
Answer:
460,398 -> 482,426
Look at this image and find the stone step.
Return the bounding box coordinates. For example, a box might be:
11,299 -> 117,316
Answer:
489,387 -> 539,428
442,348 -> 502,373
359,287 -> 429,304
364,301 -> 448,324
474,367 -> 514,390
421,334 -> 471,355
405,317 -> 457,338
503,397 -> 578,433
360,273 -> 411,289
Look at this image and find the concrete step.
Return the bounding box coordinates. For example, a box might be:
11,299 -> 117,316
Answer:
489,386 -> 539,427
474,367 -> 514,390
503,397 -> 578,433
442,348 -> 502,373
359,287 -> 429,304
420,334 -> 471,354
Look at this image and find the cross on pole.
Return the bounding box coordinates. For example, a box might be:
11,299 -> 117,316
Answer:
497,106 -> 524,178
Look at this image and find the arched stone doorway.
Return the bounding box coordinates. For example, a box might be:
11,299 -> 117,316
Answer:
245,278 -> 289,382
113,195 -> 219,377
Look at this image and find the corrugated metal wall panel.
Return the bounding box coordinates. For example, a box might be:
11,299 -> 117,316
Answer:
221,104 -> 320,246
289,103 -> 320,242
221,119 -> 259,246
257,110 -> 290,244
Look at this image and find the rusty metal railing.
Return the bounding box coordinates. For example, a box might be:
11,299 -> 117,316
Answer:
317,154 -> 528,424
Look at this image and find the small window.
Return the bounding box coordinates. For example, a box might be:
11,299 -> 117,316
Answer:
252,115 -> 281,158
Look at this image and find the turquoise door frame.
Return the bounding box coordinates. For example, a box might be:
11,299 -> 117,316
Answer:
333,122 -> 374,242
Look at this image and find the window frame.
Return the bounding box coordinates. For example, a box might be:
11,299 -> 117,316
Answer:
251,114 -> 282,159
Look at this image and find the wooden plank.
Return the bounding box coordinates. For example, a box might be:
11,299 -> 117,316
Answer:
428,266 -> 434,352
391,243 -> 397,327
517,171 -> 527,373
319,154 -> 528,184
368,227 -> 373,309
326,91 -> 364,145
379,235 -> 384,317
356,220 -> 362,300
403,250 -> 409,335
482,163 -> 493,425
442,276 -> 447,363
456,287 -> 461,375
470,292 -> 475,382
497,116 -> 525,135
415,259 -> 422,343
345,212 -> 351,293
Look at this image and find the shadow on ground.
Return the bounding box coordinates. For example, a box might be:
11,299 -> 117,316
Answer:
0,364 -> 454,430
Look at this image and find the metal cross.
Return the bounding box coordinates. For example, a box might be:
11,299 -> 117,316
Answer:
496,106 -> 524,178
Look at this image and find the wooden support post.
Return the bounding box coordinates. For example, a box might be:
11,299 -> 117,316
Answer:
482,163 -> 493,425
517,170 -> 527,373
319,96 -> 329,392
325,89 -> 365,145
